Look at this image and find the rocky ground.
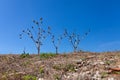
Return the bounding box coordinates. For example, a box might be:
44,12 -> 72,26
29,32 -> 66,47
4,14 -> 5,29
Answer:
0,52 -> 120,80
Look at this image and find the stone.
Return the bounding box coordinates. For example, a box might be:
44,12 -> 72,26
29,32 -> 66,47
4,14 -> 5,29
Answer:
38,78 -> 44,80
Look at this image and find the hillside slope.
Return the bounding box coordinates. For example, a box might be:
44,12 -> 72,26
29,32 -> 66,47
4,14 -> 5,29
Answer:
0,52 -> 120,80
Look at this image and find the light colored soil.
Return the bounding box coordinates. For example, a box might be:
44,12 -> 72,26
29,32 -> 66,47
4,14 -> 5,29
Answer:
0,52 -> 120,80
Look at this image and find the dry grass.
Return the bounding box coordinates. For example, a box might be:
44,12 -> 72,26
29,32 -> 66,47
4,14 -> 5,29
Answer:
0,52 -> 120,80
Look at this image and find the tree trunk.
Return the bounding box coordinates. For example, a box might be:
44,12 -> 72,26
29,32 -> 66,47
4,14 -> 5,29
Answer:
38,46 -> 40,55
74,47 -> 77,53
56,47 -> 58,54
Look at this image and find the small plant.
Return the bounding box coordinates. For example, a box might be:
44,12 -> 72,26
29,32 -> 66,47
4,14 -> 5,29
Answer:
39,66 -> 45,78
40,53 -> 57,59
53,74 -> 61,80
20,53 -> 30,58
22,61 -> 31,66
101,72 -> 108,78
64,64 -> 76,72
1,74 -> 7,80
22,75 -> 37,80
53,64 -> 63,71
53,64 -> 76,72
105,60 -> 113,65
112,71 -> 120,74
39,67 -> 44,74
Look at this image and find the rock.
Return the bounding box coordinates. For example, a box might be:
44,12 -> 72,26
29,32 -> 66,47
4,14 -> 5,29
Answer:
38,78 -> 44,80
108,77 -> 115,80
92,71 -> 101,80
73,59 -> 82,64
93,60 -> 105,65
117,65 -> 120,68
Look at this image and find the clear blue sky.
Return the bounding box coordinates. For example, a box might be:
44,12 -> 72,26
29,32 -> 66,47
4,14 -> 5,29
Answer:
0,0 -> 120,54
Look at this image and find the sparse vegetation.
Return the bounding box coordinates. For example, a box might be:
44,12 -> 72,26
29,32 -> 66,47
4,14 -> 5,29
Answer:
101,72 -> 108,78
53,63 -> 76,72
105,60 -> 113,65
39,66 -> 45,78
64,64 -> 76,72
20,53 -> 30,58
39,67 -> 44,74
22,75 -> 37,80
53,64 -> 63,71
20,18 -> 90,54
112,71 -> 120,74
1,18 -> 116,80
1,52 -> 120,79
40,53 -> 57,59
53,74 -> 61,80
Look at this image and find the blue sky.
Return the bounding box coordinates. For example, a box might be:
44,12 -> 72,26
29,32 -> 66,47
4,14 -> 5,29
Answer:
0,0 -> 120,54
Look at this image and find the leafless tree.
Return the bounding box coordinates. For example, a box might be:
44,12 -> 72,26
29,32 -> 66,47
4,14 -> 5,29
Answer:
64,29 -> 90,53
49,32 -> 63,54
19,18 -> 51,55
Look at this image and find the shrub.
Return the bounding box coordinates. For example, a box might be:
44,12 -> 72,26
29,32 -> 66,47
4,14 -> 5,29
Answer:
22,75 -> 37,80
40,53 -> 57,59
20,53 -> 30,58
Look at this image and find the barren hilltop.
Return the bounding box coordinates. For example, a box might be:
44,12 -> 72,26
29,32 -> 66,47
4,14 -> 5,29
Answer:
0,52 -> 120,80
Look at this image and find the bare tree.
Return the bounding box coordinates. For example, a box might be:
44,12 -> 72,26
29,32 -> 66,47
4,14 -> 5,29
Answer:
64,29 -> 90,53
19,18 -> 51,55
49,33 -> 63,54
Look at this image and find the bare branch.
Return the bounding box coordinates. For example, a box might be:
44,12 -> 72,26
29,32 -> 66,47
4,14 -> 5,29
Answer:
20,17 -> 50,55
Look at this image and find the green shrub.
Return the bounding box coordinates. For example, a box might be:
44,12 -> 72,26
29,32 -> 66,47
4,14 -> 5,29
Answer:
40,53 -> 57,59
20,53 -> 30,58
22,75 -> 37,80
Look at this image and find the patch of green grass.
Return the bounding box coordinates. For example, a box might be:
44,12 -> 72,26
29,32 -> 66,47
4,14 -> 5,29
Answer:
39,67 -> 44,74
112,71 -> 120,74
101,72 -> 108,78
40,53 -> 57,59
20,53 -> 30,58
22,75 -> 37,80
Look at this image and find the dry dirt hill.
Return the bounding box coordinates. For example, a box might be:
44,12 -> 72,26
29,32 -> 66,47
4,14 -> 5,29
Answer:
0,52 -> 120,80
